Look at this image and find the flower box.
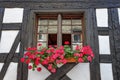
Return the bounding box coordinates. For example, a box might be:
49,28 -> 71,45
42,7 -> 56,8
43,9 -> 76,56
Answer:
66,58 -> 77,63
20,41 -> 94,73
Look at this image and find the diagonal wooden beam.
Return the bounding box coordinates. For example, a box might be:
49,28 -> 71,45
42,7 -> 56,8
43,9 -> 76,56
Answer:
46,63 -> 77,80
0,32 -> 20,80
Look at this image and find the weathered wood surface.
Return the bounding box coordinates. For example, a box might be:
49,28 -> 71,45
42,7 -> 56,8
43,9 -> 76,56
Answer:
0,0 -> 120,8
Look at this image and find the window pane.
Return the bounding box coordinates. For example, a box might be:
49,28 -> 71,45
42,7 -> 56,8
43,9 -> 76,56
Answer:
72,20 -> 82,25
72,26 -> 82,33
38,26 -> 47,33
96,9 -> 108,27
3,8 -> 24,23
49,20 -> 57,25
72,34 -> 81,43
62,20 -> 71,25
38,20 -> 48,25
37,34 -> 47,41
98,36 -> 110,54
100,63 -> 113,80
48,26 -> 57,33
62,26 -> 71,33
118,8 -> 120,24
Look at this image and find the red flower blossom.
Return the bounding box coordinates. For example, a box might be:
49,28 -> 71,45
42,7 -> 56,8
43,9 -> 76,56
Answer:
48,64 -> 53,70
64,41 -> 70,45
38,43 -> 42,46
26,59 -> 31,64
20,58 -> 25,62
51,68 -> 56,73
87,56 -> 92,62
28,65 -> 32,69
78,58 -> 84,62
37,67 -> 42,72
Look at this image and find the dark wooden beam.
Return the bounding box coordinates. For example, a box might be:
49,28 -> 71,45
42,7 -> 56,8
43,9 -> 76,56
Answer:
0,32 -> 20,80
0,8 -> 4,41
17,8 -> 30,80
2,23 -> 21,30
97,27 -> 109,35
0,1 -> 120,8
60,75 -> 71,80
100,55 -> 112,63
46,63 -> 77,80
108,8 -> 120,80
0,53 -> 19,63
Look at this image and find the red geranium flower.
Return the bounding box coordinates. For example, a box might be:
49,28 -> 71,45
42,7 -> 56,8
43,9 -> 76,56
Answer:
64,41 -> 70,45
37,67 -> 42,72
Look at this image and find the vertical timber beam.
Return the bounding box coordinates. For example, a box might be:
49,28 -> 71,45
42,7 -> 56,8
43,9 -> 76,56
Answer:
0,8 -> 4,41
18,8 -> 31,80
108,8 -> 120,80
85,9 -> 100,80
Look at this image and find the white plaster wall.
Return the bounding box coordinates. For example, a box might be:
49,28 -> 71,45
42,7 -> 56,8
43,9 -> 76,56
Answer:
28,64 -> 51,80
100,63 -> 113,80
0,63 -> 4,72
67,63 -> 90,80
3,62 -> 17,80
3,8 -> 24,23
0,31 -> 19,53
118,8 -> 120,24
98,36 -> 110,54
96,9 -> 108,27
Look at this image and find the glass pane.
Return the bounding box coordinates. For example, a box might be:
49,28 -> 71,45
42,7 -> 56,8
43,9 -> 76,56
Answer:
38,26 -> 47,33
48,26 -> 57,33
118,8 -> 120,24
38,20 -> 48,25
62,26 -> 71,33
28,64 -> 51,80
72,20 -> 82,25
72,26 -> 82,32
62,20 -> 71,25
67,63 -> 90,80
3,8 -> 24,23
96,9 -> 108,27
72,34 -> 81,43
98,36 -> 110,54
0,30 -> 19,53
100,63 -> 113,80
4,63 -> 17,80
72,44 -> 82,50
49,20 -> 57,25
37,34 -> 47,41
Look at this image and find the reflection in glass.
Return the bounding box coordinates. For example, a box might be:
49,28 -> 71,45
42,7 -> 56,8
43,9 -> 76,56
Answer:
72,34 -> 81,43
49,20 -> 57,25
62,20 -> 71,25
62,26 -> 71,33
38,20 -> 48,25
72,20 -> 82,25
48,26 -> 57,33
37,42 -> 47,48
38,26 -> 47,33
38,34 -> 47,41
72,26 -> 82,32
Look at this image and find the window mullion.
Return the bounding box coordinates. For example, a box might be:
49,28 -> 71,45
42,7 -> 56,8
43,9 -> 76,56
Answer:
57,14 -> 62,47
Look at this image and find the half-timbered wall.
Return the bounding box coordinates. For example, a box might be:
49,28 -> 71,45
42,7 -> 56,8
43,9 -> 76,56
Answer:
0,0 -> 120,80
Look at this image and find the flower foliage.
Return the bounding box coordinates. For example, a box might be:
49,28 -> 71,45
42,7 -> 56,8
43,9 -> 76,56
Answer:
20,41 -> 94,73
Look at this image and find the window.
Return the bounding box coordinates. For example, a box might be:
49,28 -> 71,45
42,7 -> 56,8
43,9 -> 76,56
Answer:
36,13 -> 84,49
